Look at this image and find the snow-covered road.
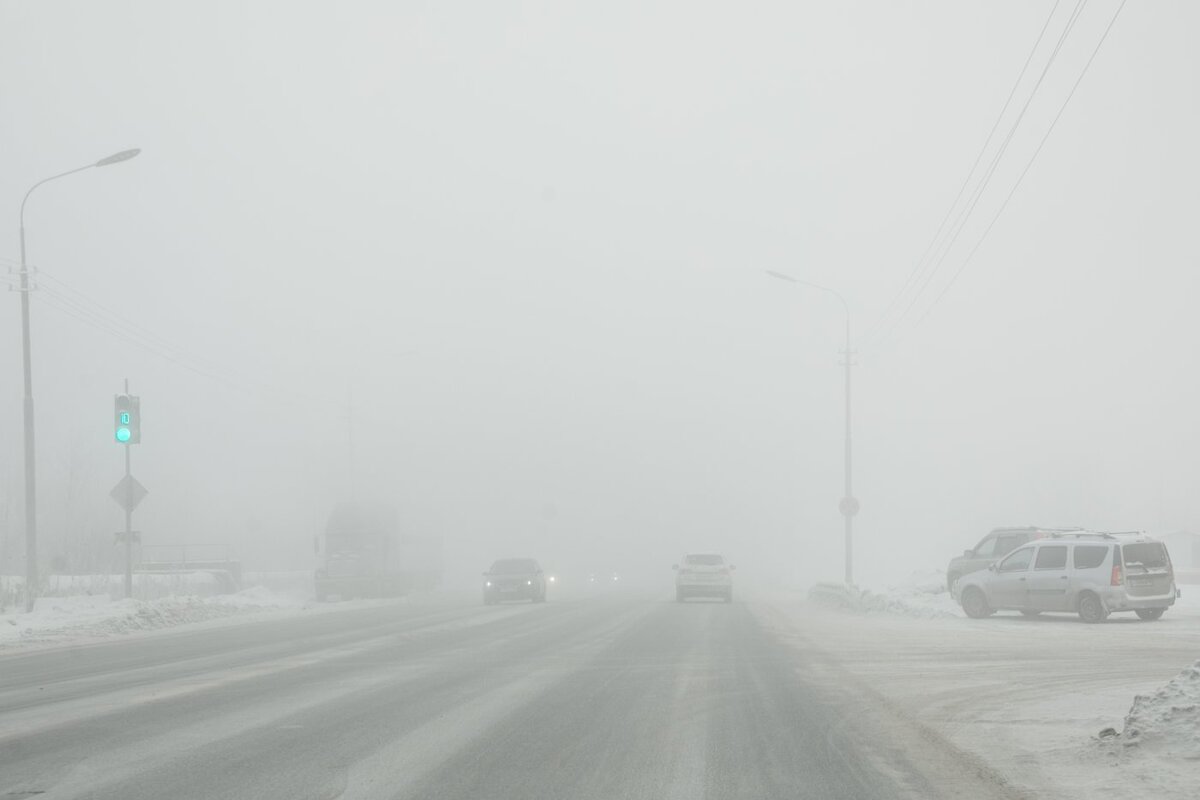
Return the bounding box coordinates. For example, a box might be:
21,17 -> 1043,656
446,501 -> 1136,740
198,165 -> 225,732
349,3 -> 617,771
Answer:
2,583 -> 1196,798
2,592 -> 1026,800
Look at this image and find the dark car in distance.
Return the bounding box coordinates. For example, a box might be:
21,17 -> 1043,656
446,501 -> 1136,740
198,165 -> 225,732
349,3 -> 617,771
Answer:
483,558 -> 547,605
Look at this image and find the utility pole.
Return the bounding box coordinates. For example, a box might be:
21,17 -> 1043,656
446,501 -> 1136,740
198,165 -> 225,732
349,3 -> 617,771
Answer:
16,148 -> 140,612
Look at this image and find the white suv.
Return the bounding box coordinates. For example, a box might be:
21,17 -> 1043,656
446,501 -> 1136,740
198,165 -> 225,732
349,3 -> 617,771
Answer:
673,553 -> 734,602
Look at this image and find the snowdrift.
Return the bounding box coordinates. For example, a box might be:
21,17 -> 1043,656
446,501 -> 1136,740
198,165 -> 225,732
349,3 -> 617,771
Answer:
0,587 -> 289,648
1101,660 -> 1200,758
808,570 -> 960,618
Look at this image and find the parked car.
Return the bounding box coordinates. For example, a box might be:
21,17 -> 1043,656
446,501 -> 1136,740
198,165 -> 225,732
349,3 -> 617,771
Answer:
482,558 -> 547,605
673,553 -> 733,602
946,526 -> 1082,590
955,532 -> 1179,623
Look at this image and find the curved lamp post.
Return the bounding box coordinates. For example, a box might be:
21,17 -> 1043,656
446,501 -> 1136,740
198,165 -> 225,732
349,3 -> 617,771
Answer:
17,148 -> 141,611
766,270 -> 857,585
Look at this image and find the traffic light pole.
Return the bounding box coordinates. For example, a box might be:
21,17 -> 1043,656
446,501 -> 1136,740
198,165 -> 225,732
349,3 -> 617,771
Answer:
123,378 -> 133,599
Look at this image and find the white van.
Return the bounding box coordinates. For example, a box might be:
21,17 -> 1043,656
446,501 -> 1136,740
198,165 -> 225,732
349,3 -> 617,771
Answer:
955,532 -> 1178,623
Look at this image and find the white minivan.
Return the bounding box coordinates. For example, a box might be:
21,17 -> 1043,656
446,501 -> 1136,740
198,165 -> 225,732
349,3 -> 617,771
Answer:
955,532 -> 1178,623
673,553 -> 734,602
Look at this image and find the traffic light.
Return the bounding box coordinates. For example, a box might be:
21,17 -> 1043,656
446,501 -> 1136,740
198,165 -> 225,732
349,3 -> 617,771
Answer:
114,394 -> 141,444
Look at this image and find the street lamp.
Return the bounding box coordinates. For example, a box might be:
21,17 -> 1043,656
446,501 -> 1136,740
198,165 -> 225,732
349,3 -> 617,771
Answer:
766,270 -> 858,585
17,148 -> 141,612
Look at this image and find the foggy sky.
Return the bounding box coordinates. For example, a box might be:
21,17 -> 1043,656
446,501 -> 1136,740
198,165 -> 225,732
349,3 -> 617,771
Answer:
2,1 -> 1198,588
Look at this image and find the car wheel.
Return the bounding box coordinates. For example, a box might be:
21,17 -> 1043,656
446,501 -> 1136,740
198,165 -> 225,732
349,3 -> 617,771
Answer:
675,589 -> 685,603
1135,608 -> 1165,621
961,587 -> 992,619
1077,592 -> 1108,624
1020,610 -> 1041,617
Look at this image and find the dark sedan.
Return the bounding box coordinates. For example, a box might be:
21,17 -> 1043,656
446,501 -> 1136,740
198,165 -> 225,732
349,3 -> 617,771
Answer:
483,558 -> 548,605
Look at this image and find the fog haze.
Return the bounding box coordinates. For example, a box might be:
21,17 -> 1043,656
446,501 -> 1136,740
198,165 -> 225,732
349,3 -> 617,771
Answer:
3,0 -> 1198,589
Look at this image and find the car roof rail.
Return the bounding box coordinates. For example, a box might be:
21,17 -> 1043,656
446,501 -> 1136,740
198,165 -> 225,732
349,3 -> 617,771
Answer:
992,525 -> 1084,534
1046,530 -> 1118,540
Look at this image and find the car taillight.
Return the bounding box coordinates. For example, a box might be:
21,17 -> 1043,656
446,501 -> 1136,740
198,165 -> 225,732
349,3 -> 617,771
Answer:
719,567 -> 730,575
1111,564 -> 1123,586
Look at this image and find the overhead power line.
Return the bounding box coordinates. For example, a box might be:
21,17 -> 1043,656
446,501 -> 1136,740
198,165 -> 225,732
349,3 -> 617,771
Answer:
876,0 -> 1092,344
24,270 -> 402,430
917,0 -> 1129,323
36,270 -> 234,378
894,0 -> 1090,327
33,286 -> 252,389
865,0 -> 1066,344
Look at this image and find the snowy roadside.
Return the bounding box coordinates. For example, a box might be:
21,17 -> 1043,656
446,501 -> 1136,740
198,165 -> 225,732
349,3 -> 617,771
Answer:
0,586 -> 420,651
808,569 -> 961,618
761,581 -> 1200,800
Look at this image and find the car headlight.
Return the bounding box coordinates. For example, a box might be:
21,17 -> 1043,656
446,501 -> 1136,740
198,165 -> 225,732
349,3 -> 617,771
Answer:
526,580 -> 532,586
485,581 -> 492,587
548,576 -> 556,582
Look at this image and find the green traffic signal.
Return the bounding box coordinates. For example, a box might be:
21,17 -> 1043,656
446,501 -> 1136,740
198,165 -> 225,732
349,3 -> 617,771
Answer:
114,393 -> 141,444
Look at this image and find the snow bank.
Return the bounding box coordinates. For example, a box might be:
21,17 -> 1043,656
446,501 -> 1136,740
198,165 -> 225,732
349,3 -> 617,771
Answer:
1100,660 -> 1200,758
808,570 -> 960,619
0,587 -> 292,648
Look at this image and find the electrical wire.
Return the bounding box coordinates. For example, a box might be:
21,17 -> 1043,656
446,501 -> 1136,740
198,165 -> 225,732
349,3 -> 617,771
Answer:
879,0 -> 1092,343
33,287 -> 252,389
28,279 -> 399,430
35,270 -> 233,377
864,0 -> 1065,344
917,0 -> 1129,324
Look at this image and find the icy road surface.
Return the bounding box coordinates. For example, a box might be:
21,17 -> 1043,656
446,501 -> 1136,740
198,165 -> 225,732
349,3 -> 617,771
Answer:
0,592 -> 1025,800
2,590 -> 1194,799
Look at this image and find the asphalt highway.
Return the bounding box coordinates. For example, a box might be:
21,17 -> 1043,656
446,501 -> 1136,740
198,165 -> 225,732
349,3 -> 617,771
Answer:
0,593 -> 1019,800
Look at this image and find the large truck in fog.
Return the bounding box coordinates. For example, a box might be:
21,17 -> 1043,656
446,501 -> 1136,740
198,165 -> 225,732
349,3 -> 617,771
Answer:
314,502 -> 441,601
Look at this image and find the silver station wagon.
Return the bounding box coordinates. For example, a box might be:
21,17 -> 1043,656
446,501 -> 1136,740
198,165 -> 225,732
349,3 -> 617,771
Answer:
955,532 -> 1179,623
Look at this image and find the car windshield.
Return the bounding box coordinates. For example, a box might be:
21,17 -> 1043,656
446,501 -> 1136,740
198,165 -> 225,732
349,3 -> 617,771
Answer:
1121,542 -> 1169,571
685,554 -> 725,565
998,548 -> 1034,572
489,559 -> 538,574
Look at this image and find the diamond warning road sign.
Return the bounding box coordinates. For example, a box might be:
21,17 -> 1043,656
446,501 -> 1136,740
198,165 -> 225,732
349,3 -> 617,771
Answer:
109,475 -> 149,513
